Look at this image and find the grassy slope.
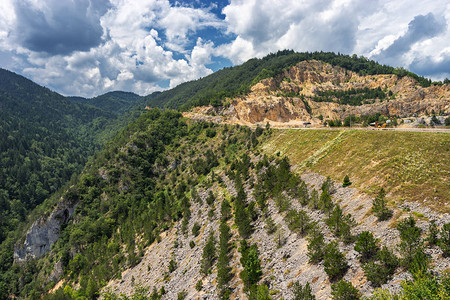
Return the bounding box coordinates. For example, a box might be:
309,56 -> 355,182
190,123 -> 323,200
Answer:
262,129 -> 450,213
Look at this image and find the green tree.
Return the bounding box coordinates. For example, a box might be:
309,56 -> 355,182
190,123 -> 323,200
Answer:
220,199 -> 232,222
426,220 -> 439,246
319,190 -> 334,215
291,281 -> 316,300
439,222 -> 450,257
372,188 -> 392,221
239,241 -> 262,292
354,231 -> 378,262
331,280 -> 360,300
201,232 -> 216,275
397,217 -> 429,273
323,242 -> 349,281
307,227 -> 326,264
342,175 -> 351,187
363,246 -> 398,287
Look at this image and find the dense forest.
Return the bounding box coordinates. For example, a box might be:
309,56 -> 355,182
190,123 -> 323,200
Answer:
68,91 -> 146,115
144,50 -> 436,110
0,69 -> 145,249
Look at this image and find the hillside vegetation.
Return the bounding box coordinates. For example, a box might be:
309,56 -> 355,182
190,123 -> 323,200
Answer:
262,129 -> 450,213
1,110 -> 448,300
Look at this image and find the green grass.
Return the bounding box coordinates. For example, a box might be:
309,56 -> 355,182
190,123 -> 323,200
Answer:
262,129 -> 450,213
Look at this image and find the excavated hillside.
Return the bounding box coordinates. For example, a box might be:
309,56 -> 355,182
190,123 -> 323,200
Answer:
184,60 -> 450,127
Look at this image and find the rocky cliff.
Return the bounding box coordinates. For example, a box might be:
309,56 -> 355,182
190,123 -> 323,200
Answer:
14,197 -> 77,262
184,60 -> 450,126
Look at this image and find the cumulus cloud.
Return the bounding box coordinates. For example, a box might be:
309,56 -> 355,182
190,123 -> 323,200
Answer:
218,0 -> 381,64
373,13 -> 447,64
13,0 -> 111,55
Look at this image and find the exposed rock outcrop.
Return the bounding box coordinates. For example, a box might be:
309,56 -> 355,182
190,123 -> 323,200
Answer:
184,60 -> 450,126
14,197 -> 77,262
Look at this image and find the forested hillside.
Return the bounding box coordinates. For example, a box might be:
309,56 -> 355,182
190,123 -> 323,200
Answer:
0,69 -> 146,251
144,50 -> 435,110
1,109 -> 448,300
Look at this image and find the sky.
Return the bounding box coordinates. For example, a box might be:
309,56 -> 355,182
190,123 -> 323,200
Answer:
0,0 -> 449,98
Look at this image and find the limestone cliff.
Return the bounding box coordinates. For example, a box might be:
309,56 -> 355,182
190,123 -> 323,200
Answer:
14,197 -> 77,262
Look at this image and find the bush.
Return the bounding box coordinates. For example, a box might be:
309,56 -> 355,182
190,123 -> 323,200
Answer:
331,280 -> 360,300
192,223 -> 201,237
189,241 -> 195,249
323,242 -> 349,281
439,222 -> 450,257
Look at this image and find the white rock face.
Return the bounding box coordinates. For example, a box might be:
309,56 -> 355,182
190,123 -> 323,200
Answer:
14,199 -> 77,262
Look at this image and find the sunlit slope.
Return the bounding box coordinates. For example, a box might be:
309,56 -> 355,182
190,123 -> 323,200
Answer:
262,129 -> 450,212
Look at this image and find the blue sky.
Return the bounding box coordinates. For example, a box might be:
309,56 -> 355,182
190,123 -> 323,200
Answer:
0,0 -> 449,98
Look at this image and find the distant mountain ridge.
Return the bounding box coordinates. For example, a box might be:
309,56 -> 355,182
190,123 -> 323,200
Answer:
68,91 -> 143,115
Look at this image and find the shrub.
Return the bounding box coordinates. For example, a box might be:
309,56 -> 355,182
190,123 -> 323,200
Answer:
189,241 -> 195,249
323,241 -> 349,281
192,223 -> 201,237
439,222 -> 450,257
331,280 -> 360,300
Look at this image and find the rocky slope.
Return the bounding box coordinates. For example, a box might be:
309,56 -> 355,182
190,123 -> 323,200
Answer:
184,60 -> 450,127
102,168 -> 449,300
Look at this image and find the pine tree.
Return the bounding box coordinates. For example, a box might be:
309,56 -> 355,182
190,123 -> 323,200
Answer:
323,241 -> 349,281
201,231 -> 216,275
354,231 -> 378,262
372,188 -> 392,221
342,175 -> 351,187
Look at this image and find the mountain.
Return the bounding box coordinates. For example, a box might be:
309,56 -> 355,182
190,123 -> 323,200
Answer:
3,109 -> 449,300
0,68 -> 117,242
0,53 -> 449,300
144,50 -> 437,111
68,91 -> 143,115
0,69 -> 149,265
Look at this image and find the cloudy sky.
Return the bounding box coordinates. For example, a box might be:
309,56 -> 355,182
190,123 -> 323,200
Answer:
1,0 -> 449,98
